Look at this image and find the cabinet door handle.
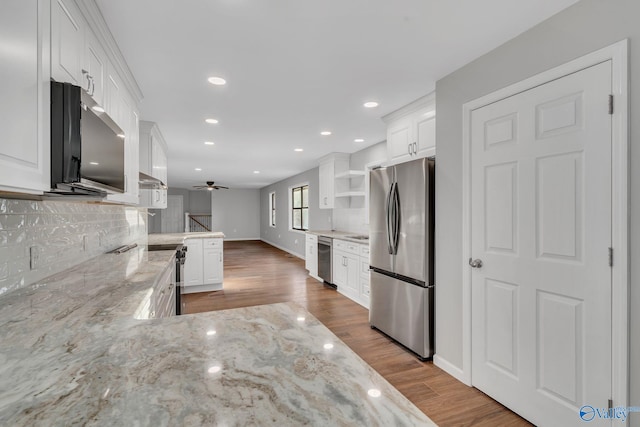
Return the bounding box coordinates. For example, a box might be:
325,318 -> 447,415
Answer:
408,144 -> 412,155
324,196 -> 327,205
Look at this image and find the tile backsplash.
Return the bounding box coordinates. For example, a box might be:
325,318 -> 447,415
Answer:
0,198 -> 147,296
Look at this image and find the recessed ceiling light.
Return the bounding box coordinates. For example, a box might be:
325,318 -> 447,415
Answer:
195,168 -> 202,171
208,76 -> 227,85
364,101 -> 379,108
253,170 -> 260,174
320,131 -> 332,136
205,118 -> 219,124
92,106 -> 105,113
204,141 -> 215,145
294,148 -> 304,152
354,138 -> 365,143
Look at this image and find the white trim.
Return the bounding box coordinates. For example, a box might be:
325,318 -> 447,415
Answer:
382,91 -> 436,124
261,239 -> 305,260
434,355 -> 470,386
461,39 -> 629,412
224,237 -> 261,242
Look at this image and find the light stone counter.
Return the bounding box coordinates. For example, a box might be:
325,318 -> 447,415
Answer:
147,231 -> 225,247
0,247 -> 436,426
307,230 -> 369,245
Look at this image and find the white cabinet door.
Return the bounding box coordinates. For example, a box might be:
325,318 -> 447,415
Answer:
51,0 -> 84,85
332,250 -> 347,287
104,66 -> 121,127
415,112 -> 436,157
203,248 -> 223,284
318,160 -> 334,209
0,0 -> 50,195
305,234 -> 318,277
344,253 -> 360,297
183,239 -> 203,287
84,29 -> 106,106
202,238 -> 223,284
106,96 -> 139,204
387,116 -> 412,163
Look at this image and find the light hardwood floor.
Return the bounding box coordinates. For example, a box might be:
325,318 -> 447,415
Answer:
183,240 -> 531,426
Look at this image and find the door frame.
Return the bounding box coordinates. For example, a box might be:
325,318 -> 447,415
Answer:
460,39 -> 629,411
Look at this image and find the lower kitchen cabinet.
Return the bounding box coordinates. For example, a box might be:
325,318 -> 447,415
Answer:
183,238 -> 224,294
333,239 -> 370,309
305,233 -> 320,280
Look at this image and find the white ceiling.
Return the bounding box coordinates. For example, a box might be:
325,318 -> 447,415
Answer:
96,0 -> 578,190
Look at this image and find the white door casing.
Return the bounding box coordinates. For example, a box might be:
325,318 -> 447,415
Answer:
455,40 -> 629,426
470,60 -> 612,426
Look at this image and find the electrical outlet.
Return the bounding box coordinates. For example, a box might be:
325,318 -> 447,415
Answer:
29,246 -> 40,270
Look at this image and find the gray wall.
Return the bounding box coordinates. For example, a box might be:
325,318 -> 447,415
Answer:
211,189 -> 260,240
434,0 -> 638,417
260,167 -> 332,258
149,188 -> 211,233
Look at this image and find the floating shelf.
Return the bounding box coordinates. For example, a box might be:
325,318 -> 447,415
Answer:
335,170 -> 366,179
335,191 -> 365,198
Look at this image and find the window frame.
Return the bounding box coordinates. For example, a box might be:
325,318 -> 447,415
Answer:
269,191 -> 276,227
289,183 -> 309,232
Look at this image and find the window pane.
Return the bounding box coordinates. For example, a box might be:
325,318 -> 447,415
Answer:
293,187 -> 301,208
302,208 -> 308,230
302,186 -> 309,208
293,209 -> 302,229
271,210 -> 275,226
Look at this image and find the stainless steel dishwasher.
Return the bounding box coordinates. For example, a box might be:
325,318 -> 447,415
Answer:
317,236 -> 333,286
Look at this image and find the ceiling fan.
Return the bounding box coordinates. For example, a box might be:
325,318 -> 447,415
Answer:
193,181 -> 229,191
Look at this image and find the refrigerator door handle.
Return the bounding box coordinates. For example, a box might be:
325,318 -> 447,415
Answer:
385,183 -> 394,254
392,182 -> 401,254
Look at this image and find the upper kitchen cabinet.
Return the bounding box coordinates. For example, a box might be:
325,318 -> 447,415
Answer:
139,121 -> 168,209
383,92 -> 436,164
0,0 -> 51,195
106,94 -> 139,204
51,0 -> 85,86
318,153 -> 349,209
83,29 -> 106,106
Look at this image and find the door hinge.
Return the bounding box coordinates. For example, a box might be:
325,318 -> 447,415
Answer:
608,399 -> 613,410
608,94 -> 614,115
608,247 -> 613,267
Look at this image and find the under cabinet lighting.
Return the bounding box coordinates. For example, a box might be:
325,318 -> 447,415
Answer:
117,134 -> 125,139
92,106 -> 105,113
208,76 -> 227,86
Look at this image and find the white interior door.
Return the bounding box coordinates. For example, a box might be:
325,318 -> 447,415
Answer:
161,195 -> 183,233
470,61 -> 612,426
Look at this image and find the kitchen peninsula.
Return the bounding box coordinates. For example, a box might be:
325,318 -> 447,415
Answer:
0,246 -> 435,426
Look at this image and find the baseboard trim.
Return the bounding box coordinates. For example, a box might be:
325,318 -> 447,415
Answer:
261,239 -> 305,260
224,237 -> 261,241
433,355 -> 471,386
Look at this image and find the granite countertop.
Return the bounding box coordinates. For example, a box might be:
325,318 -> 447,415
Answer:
147,231 -> 225,246
307,230 -> 369,244
0,246 -> 434,426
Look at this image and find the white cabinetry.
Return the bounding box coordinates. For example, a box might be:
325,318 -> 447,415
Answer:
183,238 -> 224,294
106,94 -> 139,204
383,92 -> 436,164
0,0 -> 50,195
318,153 -> 349,209
333,239 -> 370,309
51,0 -> 84,86
305,233 -> 319,280
139,121 -> 168,209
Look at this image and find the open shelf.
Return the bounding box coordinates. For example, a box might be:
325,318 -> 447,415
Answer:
335,170 -> 366,179
335,191 -> 365,198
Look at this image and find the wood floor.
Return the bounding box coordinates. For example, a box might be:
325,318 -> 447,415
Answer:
183,240 -> 532,427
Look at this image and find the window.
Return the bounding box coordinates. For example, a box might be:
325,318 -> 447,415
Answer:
269,192 -> 276,227
291,185 -> 309,231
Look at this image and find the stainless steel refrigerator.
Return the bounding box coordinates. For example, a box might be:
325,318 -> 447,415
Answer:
369,157 -> 435,360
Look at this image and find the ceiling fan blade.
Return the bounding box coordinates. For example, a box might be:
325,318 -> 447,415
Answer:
214,186 -> 229,189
